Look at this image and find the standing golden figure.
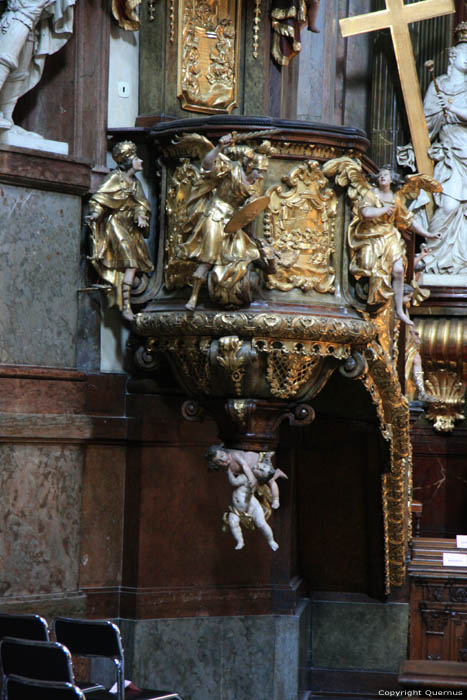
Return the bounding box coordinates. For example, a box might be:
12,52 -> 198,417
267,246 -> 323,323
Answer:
173,132 -> 275,310
86,141 -> 153,322
323,158 -> 441,326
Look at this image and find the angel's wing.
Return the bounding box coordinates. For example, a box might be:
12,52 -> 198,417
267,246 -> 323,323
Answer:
398,173 -> 442,201
322,156 -> 372,203
169,133 -> 215,161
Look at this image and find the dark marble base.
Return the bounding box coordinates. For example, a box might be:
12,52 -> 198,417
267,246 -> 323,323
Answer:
91,600 -> 311,700
311,598 -> 409,673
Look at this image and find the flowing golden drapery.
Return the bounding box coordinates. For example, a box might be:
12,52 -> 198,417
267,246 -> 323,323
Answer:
348,189 -> 412,307
176,154 -> 261,306
88,171 -> 153,309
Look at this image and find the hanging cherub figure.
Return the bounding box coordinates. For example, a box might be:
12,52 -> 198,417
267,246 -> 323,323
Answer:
206,445 -> 288,551
322,157 -> 442,327
172,131 -> 276,310
86,141 -> 153,322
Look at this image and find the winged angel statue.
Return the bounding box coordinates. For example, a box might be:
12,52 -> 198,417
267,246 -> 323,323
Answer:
165,131 -> 277,310
323,157 -> 442,326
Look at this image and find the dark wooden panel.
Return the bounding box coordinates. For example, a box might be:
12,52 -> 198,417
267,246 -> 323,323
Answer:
294,373 -> 387,599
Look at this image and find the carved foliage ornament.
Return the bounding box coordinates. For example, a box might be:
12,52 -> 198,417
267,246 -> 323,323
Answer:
140,334 -> 348,401
263,160 -> 337,294
177,0 -> 241,113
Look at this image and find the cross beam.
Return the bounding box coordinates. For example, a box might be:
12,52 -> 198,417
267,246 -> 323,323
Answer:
340,0 -> 455,175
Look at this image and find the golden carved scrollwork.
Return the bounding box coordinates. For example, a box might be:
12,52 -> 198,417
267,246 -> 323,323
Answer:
360,339 -> 411,591
265,353 -> 320,399
139,332 -> 357,402
163,336 -> 212,394
425,370 -> 465,433
177,0 -> 241,114
414,317 -> 467,433
253,337 -> 349,399
135,310 -> 375,344
263,161 -> 337,294
217,336 -> 245,396
165,159 -> 199,290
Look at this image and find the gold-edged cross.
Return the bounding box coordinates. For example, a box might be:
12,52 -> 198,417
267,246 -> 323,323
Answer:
340,0 -> 455,175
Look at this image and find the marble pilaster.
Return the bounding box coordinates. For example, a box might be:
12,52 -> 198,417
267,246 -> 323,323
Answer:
0,184 -> 82,368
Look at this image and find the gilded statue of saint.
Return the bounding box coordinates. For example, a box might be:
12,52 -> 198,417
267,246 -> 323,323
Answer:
86,141 -> 153,322
173,132 -> 275,310
323,158 -> 441,326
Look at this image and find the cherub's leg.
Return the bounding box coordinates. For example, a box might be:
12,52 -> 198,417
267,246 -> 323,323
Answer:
186,263 -> 210,311
122,268 -> 136,322
228,512 -> 245,550
392,258 -> 413,326
250,500 -> 279,551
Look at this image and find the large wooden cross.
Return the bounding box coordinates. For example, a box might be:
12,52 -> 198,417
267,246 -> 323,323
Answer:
340,0 -> 455,175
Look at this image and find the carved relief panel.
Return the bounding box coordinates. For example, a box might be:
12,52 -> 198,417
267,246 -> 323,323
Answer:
177,0 -> 242,114
263,160 -> 337,294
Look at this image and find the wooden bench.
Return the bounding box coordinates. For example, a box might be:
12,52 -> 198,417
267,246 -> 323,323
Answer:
399,660 -> 467,688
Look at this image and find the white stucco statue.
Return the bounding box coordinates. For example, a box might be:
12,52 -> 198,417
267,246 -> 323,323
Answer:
398,25 -> 467,277
0,0 -> 76,131
206,445 -> 288,551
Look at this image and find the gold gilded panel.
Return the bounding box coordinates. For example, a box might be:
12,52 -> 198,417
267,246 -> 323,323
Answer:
177,0 -> 241,114
263,161 -> 337,294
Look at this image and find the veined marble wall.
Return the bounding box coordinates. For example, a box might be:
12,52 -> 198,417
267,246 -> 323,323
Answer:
92,600 -> 311,700
311,599 -> 409,672
0,184 -> 81,368
0,444 -> 82,597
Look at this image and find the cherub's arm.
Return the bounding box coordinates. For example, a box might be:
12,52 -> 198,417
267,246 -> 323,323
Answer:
233,453 -> 257,487
269,469 -> 288,509
360,202 -> 395,220
227,470 -> 248,487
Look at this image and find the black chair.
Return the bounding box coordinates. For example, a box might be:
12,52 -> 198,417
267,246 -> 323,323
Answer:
0,613 -> 49,643
54,618 -> 182,700
6,674 -> 86,700
0,638 -> 111,699
0,614 -> 50,699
